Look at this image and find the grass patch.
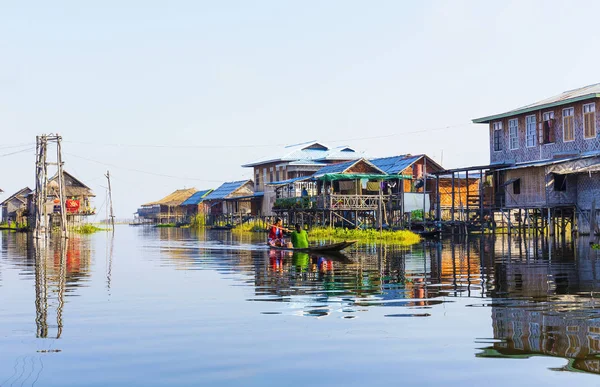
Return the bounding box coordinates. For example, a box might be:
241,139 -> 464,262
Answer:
189,214 -> 206,229
232,220 -> 268,233
156,223 -> 176,228
70,224 -> 108,234
309,227 -> 421,245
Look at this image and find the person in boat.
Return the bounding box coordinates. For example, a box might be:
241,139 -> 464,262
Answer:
290,223 -> 309,249
268,218 -> 289,247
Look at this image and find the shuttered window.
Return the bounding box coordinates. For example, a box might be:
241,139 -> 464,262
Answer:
584,103 -> 596,139
509,119 -> 519,150
563,107 -> 574,142
542,112 -> 555,144
493,121 -> 503,151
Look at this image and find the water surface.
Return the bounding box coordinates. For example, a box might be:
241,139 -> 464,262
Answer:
1,227 -> 600,386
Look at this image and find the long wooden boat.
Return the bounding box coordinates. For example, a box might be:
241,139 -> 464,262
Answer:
268,240 -> 356,252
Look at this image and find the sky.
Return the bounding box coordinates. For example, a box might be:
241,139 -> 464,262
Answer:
1,0 -> 599,218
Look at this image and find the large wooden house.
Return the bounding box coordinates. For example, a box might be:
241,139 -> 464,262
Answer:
242,142 -> 363,215
473,83 -> 600,233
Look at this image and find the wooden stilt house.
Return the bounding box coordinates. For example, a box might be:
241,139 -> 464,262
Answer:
137,188 -> 197,224
1,187 -> 32,225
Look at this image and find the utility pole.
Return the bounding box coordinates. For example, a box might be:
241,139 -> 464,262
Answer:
32,134 -> 68,238
105,170 -> 115,231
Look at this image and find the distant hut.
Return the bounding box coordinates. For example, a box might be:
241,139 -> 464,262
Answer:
137,188 -> 197,224
180,189 -> 214,222
1,187 -> 32,225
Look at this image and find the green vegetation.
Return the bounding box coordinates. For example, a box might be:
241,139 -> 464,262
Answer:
232,220 -> 267,233
189,214 -> 206,228
592,244 -> 600,250
274,197 -> 313,210
0,222 -> 28,231
410,209 -> 424,221
309,227 -> 421,245
155,223 -> 176,228
70,224 -> 108,234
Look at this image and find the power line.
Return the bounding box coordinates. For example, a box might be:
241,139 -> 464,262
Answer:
0,147 -> 35,158
0,142 -> 35,150
63,152 -> 225,183
62,122 -> 474,149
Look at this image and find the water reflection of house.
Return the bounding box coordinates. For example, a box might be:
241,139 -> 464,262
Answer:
480,242 -> 600,375
1,187 -> 32,224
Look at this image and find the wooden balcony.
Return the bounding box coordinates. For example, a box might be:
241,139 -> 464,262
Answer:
316,194 -> 388,210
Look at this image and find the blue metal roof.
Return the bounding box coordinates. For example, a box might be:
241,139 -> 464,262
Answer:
204,180 -> 252,200
312,160 -> 358,176
370,155 -> 421,175
180,189 -> 213,206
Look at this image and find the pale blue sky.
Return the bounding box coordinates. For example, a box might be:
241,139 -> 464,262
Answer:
1,0 -> 599,217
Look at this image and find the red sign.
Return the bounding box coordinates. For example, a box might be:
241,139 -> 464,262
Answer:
66,199 -> 80,213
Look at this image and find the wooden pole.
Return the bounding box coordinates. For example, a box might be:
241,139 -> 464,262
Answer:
105,170 -> 115,231
56,136 -> 68,237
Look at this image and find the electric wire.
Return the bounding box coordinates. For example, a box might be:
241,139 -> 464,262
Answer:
63,152 -> 226,183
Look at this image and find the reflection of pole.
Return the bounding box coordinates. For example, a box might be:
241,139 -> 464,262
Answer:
34,240 -> 48,338
56,239 -> 67,338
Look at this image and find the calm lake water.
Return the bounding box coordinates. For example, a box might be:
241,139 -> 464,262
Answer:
2,226 -> 600,386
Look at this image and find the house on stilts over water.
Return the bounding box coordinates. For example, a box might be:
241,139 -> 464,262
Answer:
442,82 -> 600,235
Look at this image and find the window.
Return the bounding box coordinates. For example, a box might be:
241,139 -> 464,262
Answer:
255,172 -> 260,187
554,173 -> 567,192
542,111 -> 555,144
563,107 -> 574,142
526,115 -> 536,147
493,121 -> 503,151
269,167 -> 273,183
275,167 -> 280,182
513,179 -> 521,195
509,118 -> 519,150
584,103 -> 596,139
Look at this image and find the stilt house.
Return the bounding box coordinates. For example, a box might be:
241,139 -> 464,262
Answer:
138,188 -> 196,224
180,189 -> 214,222
473,82 -> 600,234
1,187 -> 32,224
242,141 -> 363,215
203,180 -> 259,224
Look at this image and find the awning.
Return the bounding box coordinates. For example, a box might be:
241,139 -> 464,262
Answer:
224,192 -> 264,201
554,163 -> 600,175
316,173 -> 412,182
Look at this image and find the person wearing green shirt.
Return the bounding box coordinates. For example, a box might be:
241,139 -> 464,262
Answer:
290,223 -> 309,249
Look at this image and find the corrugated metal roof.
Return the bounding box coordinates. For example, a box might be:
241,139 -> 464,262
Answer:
313,158 -> 385,177
370,155 -> 421,174
204,180 -> 252,200
494,151 -> 600,171
180,189 -> 214,206
242,141 -> 364,167
265,176 -> 314,186
473,83 -> 600,123
143,188 -> 197,207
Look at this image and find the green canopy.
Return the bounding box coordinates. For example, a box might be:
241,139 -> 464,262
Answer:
316,173 -> 412,182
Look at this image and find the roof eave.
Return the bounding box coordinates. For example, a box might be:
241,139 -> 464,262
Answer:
472,94 -> 600,124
